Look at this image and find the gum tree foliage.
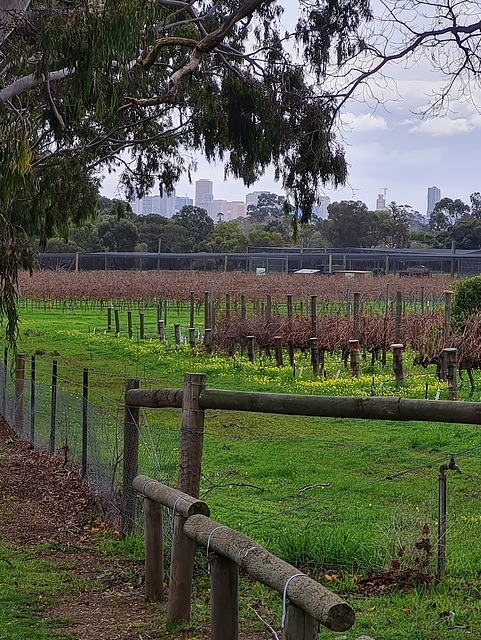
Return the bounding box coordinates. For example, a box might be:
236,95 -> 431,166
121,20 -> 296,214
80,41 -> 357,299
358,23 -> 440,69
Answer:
3,0 -> 481,344
1,0 -> 369,345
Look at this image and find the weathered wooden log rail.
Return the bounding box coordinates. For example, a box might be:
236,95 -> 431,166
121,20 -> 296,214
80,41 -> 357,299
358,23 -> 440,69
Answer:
125,387 -> 481,424
133,475 -> 355,639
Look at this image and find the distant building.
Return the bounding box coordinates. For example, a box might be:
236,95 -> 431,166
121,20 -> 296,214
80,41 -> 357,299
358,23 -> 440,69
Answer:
212,199 -> 229,222
133,189 -> 176,217
376,194 -> 387,211
246,190 -> 270,207
312,196 -> 331,219
229,201 -> 248,218
141,196 -> 161,215
175,196 -> 193,212
427,186 -> 441,216
159,191 -> 176,218
195,179 -> 214,218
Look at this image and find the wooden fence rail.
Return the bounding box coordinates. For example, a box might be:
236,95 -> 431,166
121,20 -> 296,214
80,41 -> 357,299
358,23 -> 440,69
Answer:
133,475 -> 355,639
125,386 -> 478,424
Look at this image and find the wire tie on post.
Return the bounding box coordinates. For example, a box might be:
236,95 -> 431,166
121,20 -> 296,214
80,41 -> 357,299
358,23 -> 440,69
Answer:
281,573 -> 305,628
141,478 -> 155,496
206,525 -> 228,574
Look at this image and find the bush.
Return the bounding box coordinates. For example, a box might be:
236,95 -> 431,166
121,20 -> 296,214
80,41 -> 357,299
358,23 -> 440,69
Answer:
452,275 -> 481,325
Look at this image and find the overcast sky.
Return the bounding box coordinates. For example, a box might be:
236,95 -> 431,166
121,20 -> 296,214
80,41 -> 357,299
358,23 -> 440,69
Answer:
100,2 -> 481,218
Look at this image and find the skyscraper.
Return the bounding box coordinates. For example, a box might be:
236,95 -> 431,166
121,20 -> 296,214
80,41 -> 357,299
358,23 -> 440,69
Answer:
195,179 -> 214,218
427,186 -> 441,216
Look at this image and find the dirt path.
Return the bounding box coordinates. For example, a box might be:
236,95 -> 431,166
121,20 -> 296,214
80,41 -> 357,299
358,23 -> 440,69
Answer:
0,416 -> 270,640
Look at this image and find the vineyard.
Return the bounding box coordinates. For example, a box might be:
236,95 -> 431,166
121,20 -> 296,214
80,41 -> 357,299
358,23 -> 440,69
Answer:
16,270 -> 481,391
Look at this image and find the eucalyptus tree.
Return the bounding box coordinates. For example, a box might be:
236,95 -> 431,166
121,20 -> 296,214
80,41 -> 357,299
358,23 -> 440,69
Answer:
1,0 -> 369,344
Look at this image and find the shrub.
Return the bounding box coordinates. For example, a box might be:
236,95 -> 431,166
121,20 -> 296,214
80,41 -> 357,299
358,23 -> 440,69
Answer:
452,275 -> 481,325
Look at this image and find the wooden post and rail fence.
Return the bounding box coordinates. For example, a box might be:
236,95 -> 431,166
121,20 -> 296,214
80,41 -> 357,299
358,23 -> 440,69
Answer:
121,371 -> 478,638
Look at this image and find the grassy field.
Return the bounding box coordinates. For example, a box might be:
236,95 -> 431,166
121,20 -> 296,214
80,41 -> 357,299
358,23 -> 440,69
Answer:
2,302 -> 481,639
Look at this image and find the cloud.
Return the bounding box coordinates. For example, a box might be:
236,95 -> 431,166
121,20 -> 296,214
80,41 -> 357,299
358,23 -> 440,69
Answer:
408,117 -> 475,136
341,112 -> 388,132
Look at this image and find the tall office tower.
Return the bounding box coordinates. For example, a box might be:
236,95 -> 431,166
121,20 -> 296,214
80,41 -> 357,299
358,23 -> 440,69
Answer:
312,196 -> 331,220
376,194 -> 386,211
427,186 -> 441,216
159,190 -> 176,218
195,179 -> 214,206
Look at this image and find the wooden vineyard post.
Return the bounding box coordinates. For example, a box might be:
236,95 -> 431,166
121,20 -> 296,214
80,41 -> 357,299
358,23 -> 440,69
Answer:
420,286 -> 425,313
128,311 -> 133,339
310,295 -> 317,333
204,328 -> 212,354
394,291 -> 402,343
391,344 -> 404,385
241,295 -> 247,320
189,328 -> 195,352
190,291 -> 195,328
14,353 -> 25,437
287,294 -> 294,367
353,292 -> 360,341
174,324 -> 181,345
107,306 -> 112,332
275,337 -> 283,368
348,340 -> 360,378
444,290 -> 453,345
121,378 -> 140,536
283,602 -> 318,640
310,338 -> 319,378
247,336 -> 255,363
444,348 -> 458,401
210,554 -> 239,640
139,313 -> 145,340
114,308 -> 120,335
158,319 -> 165,341
225,293 -> 230,320
144,497 -> 164,602
204,291 -> 210,330
266,293 -> 272,323
49,360 -> 57,454
167,373 -> 206,624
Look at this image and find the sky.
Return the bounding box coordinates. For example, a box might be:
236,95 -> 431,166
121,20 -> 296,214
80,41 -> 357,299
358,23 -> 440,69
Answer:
99,2 -> 481,218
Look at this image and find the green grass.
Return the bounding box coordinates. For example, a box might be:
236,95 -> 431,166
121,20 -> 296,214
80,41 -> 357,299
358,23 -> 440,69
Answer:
0,541 -> 82,640
4,303 -> 481,639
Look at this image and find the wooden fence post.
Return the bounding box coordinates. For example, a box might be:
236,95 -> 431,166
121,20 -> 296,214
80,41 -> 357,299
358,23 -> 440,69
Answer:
348,340 -> 360,378
210,554 -> 238,640
444,348 -> 458,401
48,360 -> 57,454
247,336 -> 255,363
14,353 -> 25,436
121,378 -> 140,536
391,344 -> 404,385
283,601 -> 318,640
189,327 -> 196,352
107,306 -> 112,332
139,313 -> 145,340
144,497 -> 164,602
167,372 -> 206,624
204,328 -> 212,354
